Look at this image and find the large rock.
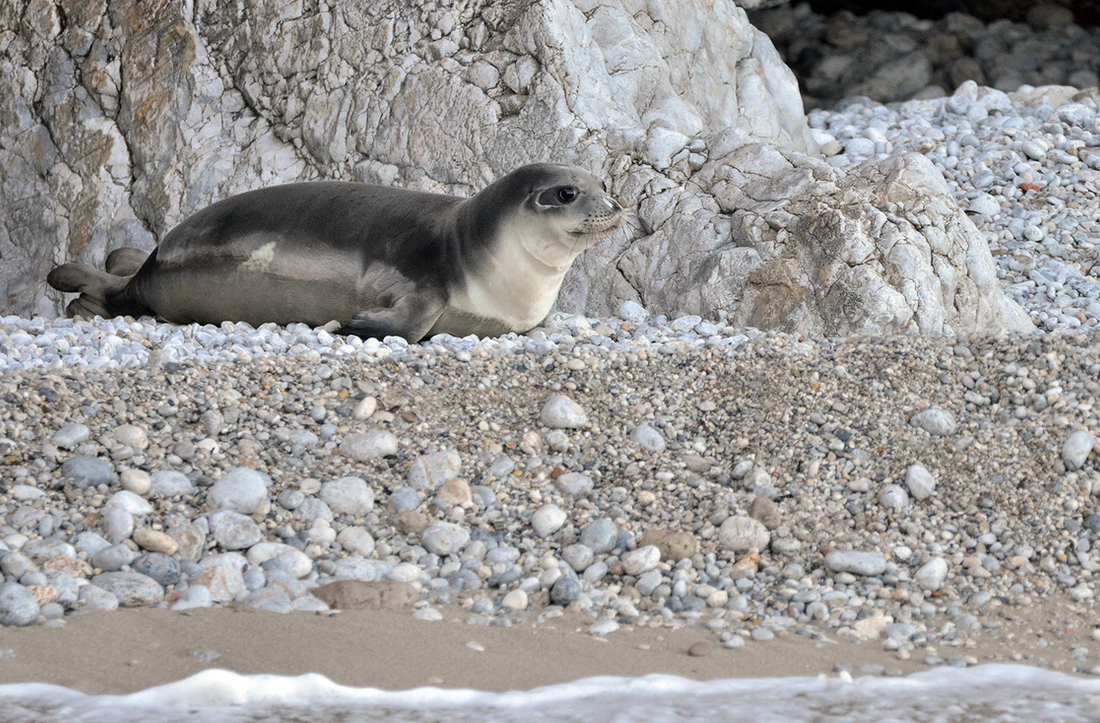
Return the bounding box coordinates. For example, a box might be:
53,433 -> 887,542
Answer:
597,148 -> 1031,336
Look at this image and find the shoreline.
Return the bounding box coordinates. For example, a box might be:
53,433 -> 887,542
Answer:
0,600 -> 1096,695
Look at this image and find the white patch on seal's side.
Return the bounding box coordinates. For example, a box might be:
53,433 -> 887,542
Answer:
239,242 -> 277,273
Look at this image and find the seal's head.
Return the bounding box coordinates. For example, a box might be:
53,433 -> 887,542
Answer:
471,163 -> 627,271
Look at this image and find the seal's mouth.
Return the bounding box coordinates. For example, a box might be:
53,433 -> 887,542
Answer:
570,213 -> 628,239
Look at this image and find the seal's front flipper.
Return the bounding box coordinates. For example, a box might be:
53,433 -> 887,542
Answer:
338,291 -> 445,342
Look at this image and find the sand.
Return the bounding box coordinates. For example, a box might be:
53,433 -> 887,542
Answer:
0,600 -> 1093,695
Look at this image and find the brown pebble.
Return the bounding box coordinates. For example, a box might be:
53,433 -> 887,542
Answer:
688,641 -> 712,657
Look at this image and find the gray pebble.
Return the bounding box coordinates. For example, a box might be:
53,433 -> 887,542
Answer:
562,544 -> 595,572
825,551 -> 887,576
915,557 -> 949,591
211,511 -> 263,550
1063,430 -> 1096,471
76,584 -> 119,611
879,484 -> 910,511
208,467 -> 270,514
905,464 -> 936,500
0,582 -> 39,626
320,477 -> 375,516
149,470 -> 194,498
539,395 -> 588,429
242,587 -> 293,613
339,432 -> 398,461
555,472 -> 594,497
630,424 -> 666,453
910,409 -> 956,436
579,518 -> 619,555
421,522 -> 470,557
132,553 -> 181,587
389,486 -> 421,512
91,571 -> 165,606
718,516 -> 770,553
408,450 -> 462,490
61,456 -> 115,489
91,544 -> 136,572
52,424 -> 90,450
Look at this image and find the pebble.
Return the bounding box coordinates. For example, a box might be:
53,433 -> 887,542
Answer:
502,590 -> 528,611
539,395 -> 588,429
210,511 -> 263,550
878,485 -> 910,511
421,522 -> 470,557
120,469 -> 152,495
76,584 -> 119,611
208,468 -> 270,514
531,505 -> 567,537
407,450 -> 461,490
413,606 -> 443,622
589,619 -> 619,636
550,577 -> 581,606
112,425 -> 148,449
149,470 -> 193,498
905,464 -> 936,501
910,409 -> 956,436
52,424 -> 90,450
61,456 -> 114,489
718,516 -> 770,553
91,571 -> 165,606
687,641 -> 712,657
1063,430 -> 1096,471
320,477 -> 375,516
0,582 -> 40,626
132,529 -> 179,555
171,585 -> 213,611
242,587 -> 293,613
91,544 -> 135,571
620,545 -> 661,575
579,519 -> 619,555
339,432 -> 398,461
555,473 -> 594,497
915,557 -> 949,592
630,424 -> 666,453
825,551 -> 887,577
131,553 -> 181,587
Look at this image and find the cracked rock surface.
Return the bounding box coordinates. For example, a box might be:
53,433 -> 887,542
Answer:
1,0 -> 1024,336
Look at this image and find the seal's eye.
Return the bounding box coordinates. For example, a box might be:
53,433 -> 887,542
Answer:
537,186 -> 580,206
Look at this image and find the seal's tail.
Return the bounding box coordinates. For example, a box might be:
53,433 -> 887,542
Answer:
47,253 -> 151,320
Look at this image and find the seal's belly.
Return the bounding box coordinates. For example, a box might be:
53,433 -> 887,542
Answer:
136,266 -> 363,327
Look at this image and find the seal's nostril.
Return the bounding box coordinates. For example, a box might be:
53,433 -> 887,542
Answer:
605,198 -> 622,212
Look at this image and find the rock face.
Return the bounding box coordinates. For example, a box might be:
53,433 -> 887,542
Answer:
599,148 -> 1031,336
1,0 -> 1026,337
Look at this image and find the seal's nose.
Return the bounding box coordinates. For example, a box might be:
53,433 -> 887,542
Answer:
604,197 -> 623,212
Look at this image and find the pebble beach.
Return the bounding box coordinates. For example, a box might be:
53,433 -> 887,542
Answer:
5,33 -> 1100,722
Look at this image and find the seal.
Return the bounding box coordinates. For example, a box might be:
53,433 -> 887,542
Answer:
47,163 -> 626,342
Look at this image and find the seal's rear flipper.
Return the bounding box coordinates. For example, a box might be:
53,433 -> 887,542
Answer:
105,248 -> 151,276
47,263 -> 101,293
47,263 -> 145,319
